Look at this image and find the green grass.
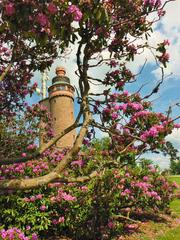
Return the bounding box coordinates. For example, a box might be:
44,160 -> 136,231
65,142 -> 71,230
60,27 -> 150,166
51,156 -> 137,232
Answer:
169,175 -> 180,217
170,199 -> 180,216
156,226 -> 180,240
168,175 -> 180,185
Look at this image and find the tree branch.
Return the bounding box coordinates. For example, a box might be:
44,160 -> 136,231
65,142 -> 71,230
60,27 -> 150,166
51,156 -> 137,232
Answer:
0,63 -> 12,82
0,121 -> 82,165
0,110 -> 92,190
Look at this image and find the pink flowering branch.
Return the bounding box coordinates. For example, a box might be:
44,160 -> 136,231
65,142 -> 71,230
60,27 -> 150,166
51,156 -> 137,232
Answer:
0,114 -> 83,166
0,109 -> 92,190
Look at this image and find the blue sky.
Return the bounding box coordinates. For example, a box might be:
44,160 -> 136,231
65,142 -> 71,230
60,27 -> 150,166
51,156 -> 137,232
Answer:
29,1 -> 180,169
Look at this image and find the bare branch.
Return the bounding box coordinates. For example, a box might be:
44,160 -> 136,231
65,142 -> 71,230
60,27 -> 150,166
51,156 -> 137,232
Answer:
112,214 -> 141,224
54,170 -> 100,183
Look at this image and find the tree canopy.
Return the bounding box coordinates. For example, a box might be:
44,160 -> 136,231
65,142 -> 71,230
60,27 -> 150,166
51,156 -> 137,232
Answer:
0,0 -> 179,190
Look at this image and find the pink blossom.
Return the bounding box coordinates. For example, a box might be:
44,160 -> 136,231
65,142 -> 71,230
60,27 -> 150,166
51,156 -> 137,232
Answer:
125,173 -> 130,177
148,127 -> 158,137
21,152 -> 27,157
121,189 -> 131,196
109,60 -> 118,67
123,128 -> 130,135
143,176 -> 149,181
62,192 -> 77,201
163,39 -> 170,46
120,178 -> 125,183
30,196 -> 36,202
5,3 -> 15,16
24,197 -> 30,202
81,186 -> 88,192
172,181 -> 179,188
58,216 -> 65,223
117,81 -> 124,87
123,90 -> 129,96
71,159 -> 84,167
174,123 -> 180,129
40,205 -> 47,211
114,104 -> 121,111
26,226 -> 31,231
158,9 -> 165,17
134,182 -> 151,191
155,195 -> 161,201
119,103 -> 127,112
125,223 -> 139,232
68,5 -> 82,22
103,107 -> 111,114
27,144 -> 37,150
129,102 -> 143,111
36,194 -> 43,200
111,112 -> 119,120
140,125 -> 162,141
144,0 -> 161,7
160,52 -> 170,63
52,219 -> 59,225
108,221 -> 115,229
36,13 -> 49,26
47,3 -> 58,14
82,138 -> 89,145
31,233 -> 38,240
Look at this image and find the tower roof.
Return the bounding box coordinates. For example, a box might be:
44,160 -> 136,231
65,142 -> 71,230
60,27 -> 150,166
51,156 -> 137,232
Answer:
52,66 -> 70,85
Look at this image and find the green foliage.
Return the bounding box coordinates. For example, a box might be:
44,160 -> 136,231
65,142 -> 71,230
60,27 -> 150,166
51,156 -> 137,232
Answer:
170,159 -> 180,175
0,143 -> 177,239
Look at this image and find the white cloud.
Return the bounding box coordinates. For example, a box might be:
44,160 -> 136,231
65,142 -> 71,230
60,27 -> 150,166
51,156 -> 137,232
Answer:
150,153 -> 170,170
126,1 -> 180,81
152,1 -> 180,79
166,128 -> 180,151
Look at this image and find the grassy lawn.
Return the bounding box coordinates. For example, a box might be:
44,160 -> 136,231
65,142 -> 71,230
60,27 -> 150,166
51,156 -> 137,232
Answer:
170,199 -> 180,216
168,175 -> 180,185
156,226 -> 180,240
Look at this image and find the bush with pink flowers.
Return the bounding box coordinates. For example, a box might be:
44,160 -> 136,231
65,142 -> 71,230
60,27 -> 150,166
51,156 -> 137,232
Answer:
0,139 -> 177,239
0,227 -> 38,240
0,0 -> 179,239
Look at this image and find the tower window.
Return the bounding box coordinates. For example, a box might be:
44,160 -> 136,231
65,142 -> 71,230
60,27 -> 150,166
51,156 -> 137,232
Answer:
57,86 -> 66,90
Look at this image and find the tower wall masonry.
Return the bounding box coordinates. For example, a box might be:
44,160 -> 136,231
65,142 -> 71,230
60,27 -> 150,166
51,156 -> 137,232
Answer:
39,67 -> 76,149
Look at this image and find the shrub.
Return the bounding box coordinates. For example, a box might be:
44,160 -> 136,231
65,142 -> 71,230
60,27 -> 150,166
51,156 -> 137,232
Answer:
0,145 -> 177,239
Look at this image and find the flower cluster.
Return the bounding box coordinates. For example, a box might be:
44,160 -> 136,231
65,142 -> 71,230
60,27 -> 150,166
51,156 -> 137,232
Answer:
5,3 -> 15,16
50,189 -> 77,203
24,194 -> 43,203
0,228 -> 38,240
68,5 -> 82,22
140,125 -> 164,141
143,0 -> 162,8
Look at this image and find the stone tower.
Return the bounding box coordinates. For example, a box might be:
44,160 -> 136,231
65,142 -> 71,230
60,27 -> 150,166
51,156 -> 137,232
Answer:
39,67 -> 76,149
